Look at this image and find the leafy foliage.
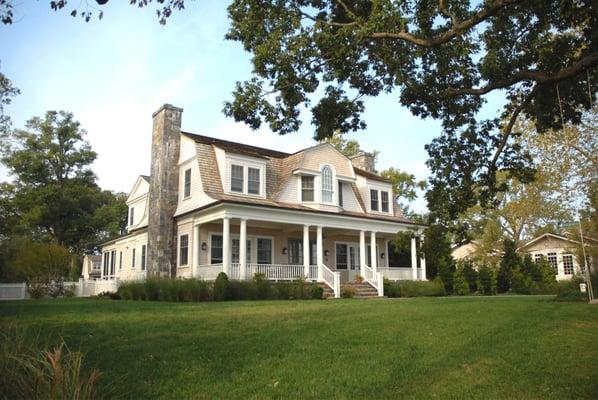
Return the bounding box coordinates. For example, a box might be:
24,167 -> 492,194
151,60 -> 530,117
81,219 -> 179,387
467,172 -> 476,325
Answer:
497,239 -> 518,293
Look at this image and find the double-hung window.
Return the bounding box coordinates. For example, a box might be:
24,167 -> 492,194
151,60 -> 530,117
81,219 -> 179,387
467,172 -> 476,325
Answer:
132,248 -> 136,268
547,252 -> 558,273
119,252 -> 123,270
179,235 -> 189,266
129,208 -> 134,225
381,191 -> 389,212
563,254 -> 574,275
257,238 -> 272,264
338,182 -> 344,207
183,168 -> 191,198
335,244 -> 348,269
301,176 -> 314,202
110,250 -> 116,276
248,167 -> 260,195
231,165 -> 244,193
211,235 -> 223,264
321,166 -> 333,203
141,245 -> 147,270
370,190 -> 379,211
232,239 -> 251,264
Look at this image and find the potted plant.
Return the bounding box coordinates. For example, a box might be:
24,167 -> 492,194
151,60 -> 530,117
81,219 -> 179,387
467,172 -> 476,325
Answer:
354,275 -> 364,284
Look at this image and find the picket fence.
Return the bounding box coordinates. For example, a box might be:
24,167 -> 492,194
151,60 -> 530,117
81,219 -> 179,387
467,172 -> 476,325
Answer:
0,279 -> 119,300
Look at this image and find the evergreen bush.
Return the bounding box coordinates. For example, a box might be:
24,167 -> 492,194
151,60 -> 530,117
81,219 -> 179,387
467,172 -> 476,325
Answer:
213,272 -> 230,301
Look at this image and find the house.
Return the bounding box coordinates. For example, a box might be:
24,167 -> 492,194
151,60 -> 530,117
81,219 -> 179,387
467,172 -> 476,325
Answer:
518,232 -> 595,281
98,104 -> 427,297
81,254 -> 102,280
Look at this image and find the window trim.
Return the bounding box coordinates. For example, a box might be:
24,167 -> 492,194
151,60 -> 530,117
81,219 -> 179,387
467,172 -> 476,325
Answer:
132,248 -> 136,269
338,181 -> 343,208
247,167 -> 261,195
381,191 -> 389,213
226,158 -> 265,197
129,207 -> 134,226
179,234 -> 189,267
230,164 -> 244,193
141,244 -> 147,271
301,175 -> 315,202
183,168 -> 192,198
370,189 -> 379,211
321,165 -> 334,203
563,253 -> 574,275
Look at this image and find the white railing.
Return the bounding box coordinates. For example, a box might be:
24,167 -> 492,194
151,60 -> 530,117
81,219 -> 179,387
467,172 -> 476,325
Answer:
0,283 -> 27,300
80,279 -> 119,297
247,264 -> 306,281
378,267 -> 424,281
321,264 -> 340,298
194,263 -> 223,280
363,265 -> 384,297
230,263 -> 241,280
308,265 -> 318,281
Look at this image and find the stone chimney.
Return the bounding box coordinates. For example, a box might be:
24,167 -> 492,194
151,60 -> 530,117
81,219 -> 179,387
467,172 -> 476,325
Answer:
147,104 -> 183,277
350,151 -> 376,173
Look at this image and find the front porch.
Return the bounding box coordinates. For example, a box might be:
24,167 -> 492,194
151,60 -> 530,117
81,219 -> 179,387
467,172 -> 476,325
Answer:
176,204 -> 427,298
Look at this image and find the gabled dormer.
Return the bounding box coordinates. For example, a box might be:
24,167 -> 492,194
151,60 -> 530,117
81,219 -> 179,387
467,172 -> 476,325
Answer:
126,175 -> 150,232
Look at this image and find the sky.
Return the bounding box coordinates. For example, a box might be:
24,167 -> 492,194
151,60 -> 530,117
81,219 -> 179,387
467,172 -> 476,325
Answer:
0,0 -> 504,212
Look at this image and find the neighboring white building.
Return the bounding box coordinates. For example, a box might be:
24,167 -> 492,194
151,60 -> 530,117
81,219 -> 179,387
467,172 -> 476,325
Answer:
98,104 -> 427,297
518,233 -> 595,281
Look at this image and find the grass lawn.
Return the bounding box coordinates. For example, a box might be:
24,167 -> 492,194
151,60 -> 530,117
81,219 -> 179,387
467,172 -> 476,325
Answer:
1,296 -> 597,399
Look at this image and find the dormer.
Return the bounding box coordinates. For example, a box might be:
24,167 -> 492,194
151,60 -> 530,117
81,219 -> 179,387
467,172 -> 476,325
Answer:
126,175 -> 150,232
214,146 -> 267,198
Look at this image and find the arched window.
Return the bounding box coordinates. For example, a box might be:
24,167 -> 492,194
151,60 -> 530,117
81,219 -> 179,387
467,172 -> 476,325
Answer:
321,166 -> 333,203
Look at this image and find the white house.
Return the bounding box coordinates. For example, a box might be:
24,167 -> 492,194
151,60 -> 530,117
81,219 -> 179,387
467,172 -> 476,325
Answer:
98,104 -> 427,298
518,232 -> 595,281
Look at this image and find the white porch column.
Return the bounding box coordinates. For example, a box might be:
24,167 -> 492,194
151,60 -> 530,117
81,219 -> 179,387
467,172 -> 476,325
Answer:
419,234 -> 427,281
240,218 -> 247,280
222,216 -> 231,275
192,224 -> 201,277
359,230 -> 366,276
411,236 -> 418,280
317,225 -> 323,281
303,225 -> 310,278
370,231 -> 377,272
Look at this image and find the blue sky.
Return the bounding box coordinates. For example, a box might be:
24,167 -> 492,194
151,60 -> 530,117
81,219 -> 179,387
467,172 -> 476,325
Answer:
0,1 -> 504,212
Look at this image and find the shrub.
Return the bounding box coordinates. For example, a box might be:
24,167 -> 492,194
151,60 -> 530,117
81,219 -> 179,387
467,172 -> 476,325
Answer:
437,260 -> 456,294
253,273 -> 270,300
292,277 -> 307,299
384,279 -> 445,298
310,285 -> 324,299
453,269 -> 470,296
555,278 -> 587,302
511,270 -> 533,294
341,285 -> 356,298
213,272 -> 230,301
478,265 -> 496,295
27,282 -> 48,299
461,261 -> 479,293
0,326 -> 102,400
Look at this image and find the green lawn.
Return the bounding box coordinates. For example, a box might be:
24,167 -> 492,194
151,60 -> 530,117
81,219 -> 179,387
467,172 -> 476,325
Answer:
1,296 -> 597,399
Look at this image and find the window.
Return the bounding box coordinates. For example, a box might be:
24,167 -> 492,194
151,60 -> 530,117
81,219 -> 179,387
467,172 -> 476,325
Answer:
563,254 -> 574,275
232,239 -> 251,264
547,252 -> 558,273
381,191 -> 389,212
534,254 -> 543,264
110,250 -> 116,276
387,241 -> 410,267
257,238 -> 272,264
321,166 -> 333,203
335,244 -> 348,269
288,239 -> 303,264
301,176 -> 314,202
370,189 -> 379,211
129,207 -> 134,225
132,248 -> 136,268
103,252 -> 109,276
247,167 -> 260,195
141,245 -> 146,270
179,235 -> 189,266
119,252 -> 123,270
338,182 -> 343,207
211,235 -> 223,264
184,168 -> 191,198
231,164 -> 244,193
310,241 -> 317,265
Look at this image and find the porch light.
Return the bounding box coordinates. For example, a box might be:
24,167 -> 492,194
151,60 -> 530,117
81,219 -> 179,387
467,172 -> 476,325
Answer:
282,247 -> 287,255
201,242 -> 207,251
324,250 -> 329,257
381,253 -> 385,259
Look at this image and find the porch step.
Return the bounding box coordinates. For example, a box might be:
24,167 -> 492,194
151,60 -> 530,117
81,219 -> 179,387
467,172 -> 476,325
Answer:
344,282 -> 380,298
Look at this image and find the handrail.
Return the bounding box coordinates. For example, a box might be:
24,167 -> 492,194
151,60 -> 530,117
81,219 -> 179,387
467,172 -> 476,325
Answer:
363,264 -> 384,297
320,264 -> 340,298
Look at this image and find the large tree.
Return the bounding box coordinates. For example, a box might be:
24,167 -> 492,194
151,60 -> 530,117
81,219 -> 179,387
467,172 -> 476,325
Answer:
3,0 -> 597,222
0,111 -> 126,254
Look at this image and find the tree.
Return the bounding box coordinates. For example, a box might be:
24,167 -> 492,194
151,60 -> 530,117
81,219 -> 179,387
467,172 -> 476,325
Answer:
320,131 -> 368,158
0,111 -> 127,254
421,223 -> 453,282
0,68 -> 19,133
4,1 -> 596,220
497,239 -> 519,293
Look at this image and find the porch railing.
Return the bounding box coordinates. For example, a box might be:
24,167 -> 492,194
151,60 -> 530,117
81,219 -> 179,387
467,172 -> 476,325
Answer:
321,264 -> 340,298
247,263 -> 306,281
194,263 -> 223,280
363,264 -> 384,297
308,265 -> 318,281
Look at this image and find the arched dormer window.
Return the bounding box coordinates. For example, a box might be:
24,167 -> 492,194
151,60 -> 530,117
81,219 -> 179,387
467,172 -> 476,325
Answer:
321,166 -> 333,203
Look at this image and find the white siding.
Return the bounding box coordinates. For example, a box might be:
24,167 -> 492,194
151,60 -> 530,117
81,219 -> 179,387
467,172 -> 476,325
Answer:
178,135 -> 196,163
299,144 -> 355,178
341,182 -> 363,212
277,175 -> 298,203
174,156 -> 214,216
102,231 -> 148,282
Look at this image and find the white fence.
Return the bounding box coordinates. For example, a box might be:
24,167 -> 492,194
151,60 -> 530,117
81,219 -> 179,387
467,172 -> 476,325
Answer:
0,279 -> 120,300
378,267 -> 424,281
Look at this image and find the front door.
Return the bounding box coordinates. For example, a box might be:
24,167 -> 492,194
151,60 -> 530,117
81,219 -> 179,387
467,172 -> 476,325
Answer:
348,245 -> 360,282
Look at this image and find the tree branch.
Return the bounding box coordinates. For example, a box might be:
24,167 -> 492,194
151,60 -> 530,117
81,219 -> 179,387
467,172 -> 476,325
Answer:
370,0 -> 522,47
446,51 -> 598,96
